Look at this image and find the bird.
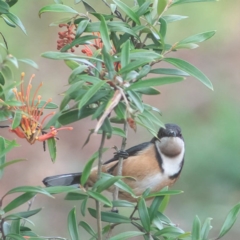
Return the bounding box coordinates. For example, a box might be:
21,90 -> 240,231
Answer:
43,123 -> 185,201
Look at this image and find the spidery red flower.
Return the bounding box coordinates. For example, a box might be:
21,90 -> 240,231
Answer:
2,73 -> 73,144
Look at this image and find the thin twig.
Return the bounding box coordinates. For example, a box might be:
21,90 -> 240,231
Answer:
21,195 -> 36,226
101,0 -> 125,21
96,131 -> 106,240
112,121 -> 128,212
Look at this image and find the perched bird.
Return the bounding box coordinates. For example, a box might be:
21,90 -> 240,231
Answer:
43,123 -> 185,201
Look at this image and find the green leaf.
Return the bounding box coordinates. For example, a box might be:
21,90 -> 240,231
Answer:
159,18 -> 167,40
61,35 -> 98,52
88,190 -> 112,207
0,159 -> 25,171
118,60 -> 150,74
99,15 -> 111,53
39,4 -> 78,17
6,55 -> 18,68
149,196 -> 164,221
154,226 -> 185,237
112,200 -> 135,208
75,19 -> 89,38
18,58 -> 39,69
102,45 -> 115,79
0,1 -> 9,14
68,65 -> 88,83
113,0 -> 140,25
88,208 -> 131,223
4,13 -> 26,34
11,111 -> 21,129
201,217 -> 212,240
4,192 -> 36,213
0,72 -> 5,85
146,189 -> 183,198
44,186 -> 78,194
79,221 -> 96,237
121,40 -> 130,68
68,207 -> 80,240
127,90 -> 144,112
10,218 -> 20,234
5,234 -> 25,240
164,57 -> 213,90
0,137 -> 6,178
5,208 -> 42,220
127,76 -> 184,90
150,68 -> 189,76
5,186 -> 53,198
82,1 -> 96,12
96,175 -> 123,193
162,14 -> 188,23
109,231 -> 145,240
218,202 -> 240,239
81,148 -> 108,186
2,14 -> 16,27
65,191 -> 88,200
47,137 -> 57,163
172,0 -> 217,6
114,102 -> 126,120
158,195 -> 170,213
191,215 -> 201,240
177,31 -> 216,45
138,197 -> 150,232
2,65 -> 13,80
81,197 -> 88,216
0,139 -> 17,159
58,107 -> 95,125
78,81 -> 105,109
112,127 -> 126,138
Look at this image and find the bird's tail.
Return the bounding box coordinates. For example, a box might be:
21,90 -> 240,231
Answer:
43,172 -> 82,187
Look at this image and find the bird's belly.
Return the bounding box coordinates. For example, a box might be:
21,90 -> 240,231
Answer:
132,172 -> 169,195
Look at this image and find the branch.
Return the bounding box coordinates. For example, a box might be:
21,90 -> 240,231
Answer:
112,121 -> 128,212
96,131 -> 106,240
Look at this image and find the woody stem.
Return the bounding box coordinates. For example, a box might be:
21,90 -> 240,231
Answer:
96,131 -> 106,240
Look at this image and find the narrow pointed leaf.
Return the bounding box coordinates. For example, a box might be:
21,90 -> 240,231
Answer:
128,76 -> 184,90
81,148 -> 108,186
164,57 -> 213,90
18,59 -> 39,69
78,81 -> 105,109
4,13 -> 26,34
88,190 -> 112,207
192,215 -> 201,240
39,4 -> 78,17
109,231 -> 145,240
0,159 -> 25,171
68,207 -> 79,240
11,111 -> 22,129
88,208 -> 131,223
4,192 -> 36,213
138,197 -> 151,232
121,40 -> 130,68
5,186 -> 53,198
75,19 -> 89,38
47,138 -> 57,162
218,202 -> 240,239
0,137 -> 6,178
178,31 -> 216,45
79,221 -> 96,237
96,175 -> 122,192
113,0 -> 140,25
150,68 -> 189,76
99,15 -> 111,53
201,217 -> 212,239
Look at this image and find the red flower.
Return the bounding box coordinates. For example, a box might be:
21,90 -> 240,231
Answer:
2,73 -> 73,144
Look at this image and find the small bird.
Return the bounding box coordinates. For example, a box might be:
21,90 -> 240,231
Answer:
43,123 -> 185,201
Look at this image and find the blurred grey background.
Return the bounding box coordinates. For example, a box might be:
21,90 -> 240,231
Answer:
0,0 -> 240,239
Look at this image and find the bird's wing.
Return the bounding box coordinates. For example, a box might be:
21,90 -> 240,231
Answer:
103,142 -> 150,165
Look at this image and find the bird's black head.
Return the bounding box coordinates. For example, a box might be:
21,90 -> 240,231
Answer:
157,123 -> 182,139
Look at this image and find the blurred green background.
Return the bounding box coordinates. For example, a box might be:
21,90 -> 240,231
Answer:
1,0 -> 240,239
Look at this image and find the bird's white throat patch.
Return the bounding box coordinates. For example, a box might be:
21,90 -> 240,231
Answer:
155,137 -> 185,177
